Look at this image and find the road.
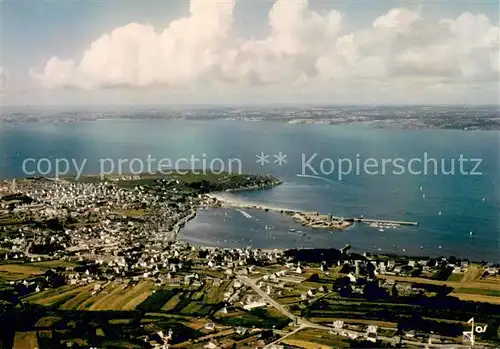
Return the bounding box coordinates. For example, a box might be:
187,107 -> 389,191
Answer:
236,275 -> 491,348
263,326 -> 306,349
237,275 -> 330,331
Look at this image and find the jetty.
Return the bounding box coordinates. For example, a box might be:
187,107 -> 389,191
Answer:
355,218 -> 419,226
205,193 -> 419,230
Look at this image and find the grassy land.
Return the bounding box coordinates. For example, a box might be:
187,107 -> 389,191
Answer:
215,306 -> 289,329
117,208 -> 149,217
28,260 -> 79,269
88,281 -> 155,311
135,281 -> 231,316
162,293 -> 183,312
308,317 -> 398,328
0,260 -> 78,281
25,284 -> 94,307
35,316 -> 63,328
450,293 -> 500,304
0,264 -> 46,280
282,329 -> 351,348
0,217 -> 24,226
447,273 -> 464,282
454,288 -> 500,297
379,273 -> 500,291
12,331 -> 38,349
136,288 -> 179,312
23,281 -> 156,311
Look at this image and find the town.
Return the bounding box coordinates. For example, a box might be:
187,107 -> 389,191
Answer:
0,173 -> 499,348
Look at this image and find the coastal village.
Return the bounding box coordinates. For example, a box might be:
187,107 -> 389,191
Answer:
0,174 -> 499,348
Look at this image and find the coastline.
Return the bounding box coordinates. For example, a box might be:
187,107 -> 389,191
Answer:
203,193 -> 353,230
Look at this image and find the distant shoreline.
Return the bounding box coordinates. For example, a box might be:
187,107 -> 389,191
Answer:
2,104 -> 499,131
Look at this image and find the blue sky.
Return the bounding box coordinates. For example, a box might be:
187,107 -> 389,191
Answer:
1,0 -> 499,105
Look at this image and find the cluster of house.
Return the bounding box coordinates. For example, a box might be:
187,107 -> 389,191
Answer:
342,252 -> 500,279
0,178 -> 208,260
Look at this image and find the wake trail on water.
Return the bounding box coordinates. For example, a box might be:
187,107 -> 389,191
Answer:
236,209 -> 253,219
296,174 -> 356,187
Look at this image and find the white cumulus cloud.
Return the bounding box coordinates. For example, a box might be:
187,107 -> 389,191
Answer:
31,0 -> 499,98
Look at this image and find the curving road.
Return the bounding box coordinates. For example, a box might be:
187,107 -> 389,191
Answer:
236,275 -> 490,349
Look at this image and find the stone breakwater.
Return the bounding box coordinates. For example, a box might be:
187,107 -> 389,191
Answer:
204,193 -> 353,230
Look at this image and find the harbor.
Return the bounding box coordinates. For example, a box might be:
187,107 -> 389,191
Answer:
205,194 -> 419,231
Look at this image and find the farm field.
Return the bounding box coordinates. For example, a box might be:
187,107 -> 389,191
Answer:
83,281 -> 155,311
23,280 -> 156,311
12,331 -> 38,349
308,317 -> 398,328
379,273 -> 500,291
307,297 -> 500,328
215,306 -> 289,329
0,264 -> 46,280
454,288 -> 500,297
282,329 -> 351,348
28,260 -> 79,269
135,279 -> 232,316
451,292 -> 500,304
24,284 -> 94,307
0,259 -> 80,281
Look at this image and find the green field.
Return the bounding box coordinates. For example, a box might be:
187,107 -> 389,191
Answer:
215,307 -> 289,329
455,288 -> 500,297
23,281 -> 156,311
283,329 -> 352,348
447,273 -> 465,282
136,289 -> 179,312
28,260 -> 79,269
0,264 -> 47,281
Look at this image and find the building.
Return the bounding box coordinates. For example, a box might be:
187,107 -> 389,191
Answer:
243,301 -> 267,311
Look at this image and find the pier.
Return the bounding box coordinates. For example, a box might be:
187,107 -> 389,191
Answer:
206,194 -> 419,229
355,218 -> 419,226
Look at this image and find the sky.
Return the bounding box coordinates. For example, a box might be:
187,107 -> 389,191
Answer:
1,0 -> 499,106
